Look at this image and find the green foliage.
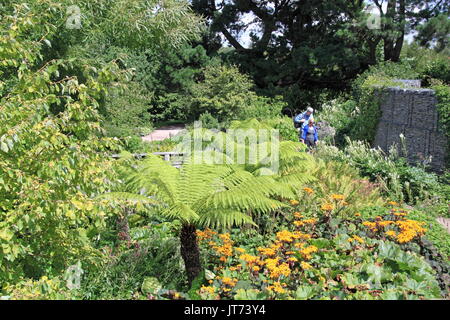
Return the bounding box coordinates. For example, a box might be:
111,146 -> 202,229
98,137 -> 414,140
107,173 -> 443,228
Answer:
401,43 -> 450,84
431,81 -> 450,160
308,159 -> 385,217
79,222 -> 187,299
315,139 -> 441,204
198,112 -> 220,130
4,276 -> 73,300
0,2 -> 125,286
86,0 -> 204,51
237,95 -> 286,121
101,81 -> 153,137
189,64 -> 257,122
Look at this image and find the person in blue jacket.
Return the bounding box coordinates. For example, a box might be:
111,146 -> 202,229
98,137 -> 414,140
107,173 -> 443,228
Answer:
300,119 -> 318,150
294,107 -> 314,130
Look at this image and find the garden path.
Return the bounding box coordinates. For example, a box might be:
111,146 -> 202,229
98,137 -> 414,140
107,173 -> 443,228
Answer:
141,124 -> 185,142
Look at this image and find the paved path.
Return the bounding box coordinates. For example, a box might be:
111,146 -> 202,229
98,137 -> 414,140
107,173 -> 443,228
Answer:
141,125 -> 185,142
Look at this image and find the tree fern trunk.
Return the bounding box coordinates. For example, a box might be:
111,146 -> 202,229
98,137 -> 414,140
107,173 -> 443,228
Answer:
180,224 -> 202,286
117,207 -> 131,243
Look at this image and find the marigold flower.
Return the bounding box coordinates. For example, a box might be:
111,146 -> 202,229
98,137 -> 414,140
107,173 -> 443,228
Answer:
293,212 -> 304,219
292,231 -> 311,240
258,247 -> 276,256
388,201 -> 398,206
385,230 -> 396,237
239,254 -> 260,265
294,220 -> 305,227
252,266 -> 260,272
287,257 -> 297,262
321,203 -> 334,211
378,221 -> 394,227
200,285 -> 215,295
355,212 -> 361,217
235,247 -> 246,253
276,230 -> 295,242
302,218 -> 317,224
290,200 -> 300,206
303,187 -> 314,194
267,282 -> 286,294
222,277 -> 238,287
352,235 -> 365,244
331,194 -> 345,201
362,221 -> 378,232
300,261 -> 313,270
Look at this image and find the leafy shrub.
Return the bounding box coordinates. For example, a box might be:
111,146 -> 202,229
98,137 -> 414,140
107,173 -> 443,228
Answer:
238,95 -> 286,120
198,112 -> 220,130
101,81 -> 153,138
79,222 -> 187,299
314,139 -> 441,204
189,64 -> 257,122
4,276 -> 73,300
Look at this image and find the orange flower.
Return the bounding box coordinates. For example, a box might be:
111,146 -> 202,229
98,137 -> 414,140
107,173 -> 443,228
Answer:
258,247 -> 277,256
321,203 -> 334,211
331,194 -> 345,201
303,187 -> 314,194
293,212 -> 304,219
300,261 -> 313,270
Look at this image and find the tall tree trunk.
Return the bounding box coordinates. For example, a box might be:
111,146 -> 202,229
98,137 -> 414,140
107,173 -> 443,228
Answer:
383,0 -> 405,62
180,224 -> 202,286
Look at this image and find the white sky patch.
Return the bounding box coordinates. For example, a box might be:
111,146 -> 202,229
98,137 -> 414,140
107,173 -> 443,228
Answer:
219,0 -> 421,47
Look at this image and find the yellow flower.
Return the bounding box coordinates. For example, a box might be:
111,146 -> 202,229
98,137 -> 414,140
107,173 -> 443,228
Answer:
300,261 -> 313,270
293,212 -> 304,219
239,254 -> 260,265
385,230 -> 396,237
352,235 -> 365,244
287,257 -> 297,262
302,218 -> 317,224
252,266 -> 260,272
292,231 -> 311,240
321,203 -> 334,211
294,242 -> 305,249
378,221 -> 394,227
235,247 -> 246,253
362,221 -> 378,232
276,230 -> 295,242
388,201 -> 398,206
200,285 -> 215,295
222,277 -> 238,287
331,194 -> 345,201
303,187 -> 314,194
258,247 -> 277,256
355,212 -> 361,217
267,282 -> 286,294
290,200 -> 300,206
294,220 -> 305,227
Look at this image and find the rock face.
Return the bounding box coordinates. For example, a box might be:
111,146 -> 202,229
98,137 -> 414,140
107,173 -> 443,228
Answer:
373,86 -> 448,172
